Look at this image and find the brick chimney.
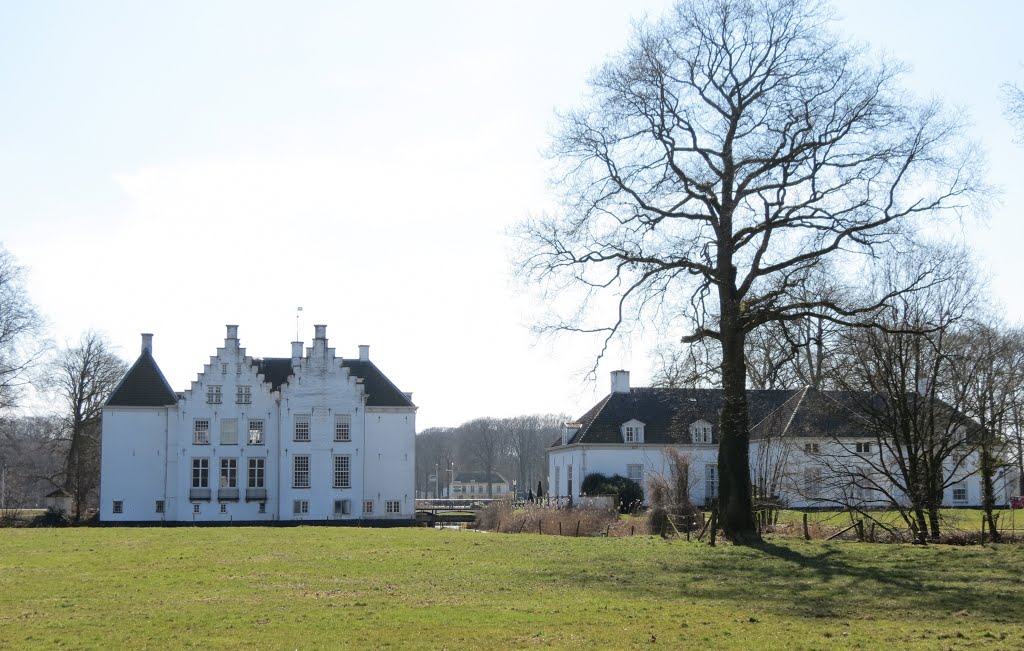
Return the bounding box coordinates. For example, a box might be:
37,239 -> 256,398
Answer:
141,333 -> 153,355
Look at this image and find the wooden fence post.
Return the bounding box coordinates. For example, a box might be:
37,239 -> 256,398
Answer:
575,520 -> 580,537
856,519 -> 864,542
558,521 -> 562,536
538,520 -> 543,535
709,510 -> 718,547
803,513 -> 810,541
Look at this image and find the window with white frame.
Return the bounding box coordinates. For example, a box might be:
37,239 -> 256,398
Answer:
294,414 -> 310,442
690,421 -> 713,444
248,419 -> 264,445
193,419 -> 210,445
112,500 -> 123,514
220,419 -> 238,446
192,458 -> 209,488
385,500 -> 400,514
220,458 -> 237,488
363,500 -> 374,514
221,363 -> 228,374
705,464 -> 719,499
236,385 -> 251,404
206,385 -> 222,404
334,499 -> 352,515
621,420 -> 645,444
193,503 -> 200,514
952,483 -> 968,503
293,500 -> 309,515
293,455 -> 310,488
333,455 -> 351,489
856,442 -> 872,454
258,502 -> 266,514
627,464 -> 643,483
248,458 -> 265,488
236,363 -> 242,375
220,503 -> 227,514
155,500 -> 164,514
335,414 -> 351,442
804,443 -> 820,454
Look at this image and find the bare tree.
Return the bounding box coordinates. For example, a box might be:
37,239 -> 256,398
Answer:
51,331 -> 128,521
518,0 -> 981,541
650,340 -> 719,388
415,427 -> 457,497
948,321 -> 1024,541
459,418 -> 506,498
0,245 -> 47,415
822,249 -> 979,541
0,415 -> 64,513
1003,82 -> 1024,143
504,414 -> 564,498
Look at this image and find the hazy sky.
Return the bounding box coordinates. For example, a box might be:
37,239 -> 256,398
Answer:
2,1 -> 1022,429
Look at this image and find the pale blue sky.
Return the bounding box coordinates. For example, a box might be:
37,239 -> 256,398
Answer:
2,1 -> 1022,428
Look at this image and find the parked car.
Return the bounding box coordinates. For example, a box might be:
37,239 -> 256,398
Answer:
1009,496 -> 1024,509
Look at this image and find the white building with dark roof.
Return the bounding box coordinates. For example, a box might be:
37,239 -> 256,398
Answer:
549,371 -> 1011,510
100,325 -> 416,523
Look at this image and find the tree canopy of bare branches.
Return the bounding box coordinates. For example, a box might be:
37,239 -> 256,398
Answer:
517,0 -> 982,542
1003,82 -> 1024,143
0,245 -> 46,415
51,331 -> 128,520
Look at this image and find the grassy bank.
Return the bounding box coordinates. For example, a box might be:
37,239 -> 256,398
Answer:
1,527 -> 1022,649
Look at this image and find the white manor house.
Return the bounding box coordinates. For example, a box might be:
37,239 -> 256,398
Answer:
100,325 -> 416,523
549,371 -> 1019,510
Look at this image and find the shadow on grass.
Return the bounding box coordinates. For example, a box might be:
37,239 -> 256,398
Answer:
542,538 -> 1023,623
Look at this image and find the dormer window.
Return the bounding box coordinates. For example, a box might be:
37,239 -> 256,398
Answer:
690,420 -> 713,444
561,422 -> 581,446
621,419 -> 645,444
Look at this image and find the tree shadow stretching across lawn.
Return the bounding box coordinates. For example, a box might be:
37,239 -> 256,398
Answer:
538,538 -> 1024,623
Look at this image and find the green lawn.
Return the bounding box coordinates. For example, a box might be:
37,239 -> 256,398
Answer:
1,527 -> 1022,649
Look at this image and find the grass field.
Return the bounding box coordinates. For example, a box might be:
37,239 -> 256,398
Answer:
1,527 -> 1022,649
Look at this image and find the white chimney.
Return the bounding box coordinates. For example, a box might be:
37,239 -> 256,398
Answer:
611,370 -> 630,394
314,324 -> 327,340
141,333 -> 153,355
291,341 -> 303,361
358,345 -> 369,361
226,325 -> 238,340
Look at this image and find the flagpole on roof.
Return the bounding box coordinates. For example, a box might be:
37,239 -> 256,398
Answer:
296,306 -> 303,341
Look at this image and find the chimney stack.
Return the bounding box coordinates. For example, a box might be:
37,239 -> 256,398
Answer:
141,333 -> 153,355
291,341 -> 303,361
314,324 -> 327,340
610,370 -> 630,394
358,345 -> 369,361
226,325 -> 238,340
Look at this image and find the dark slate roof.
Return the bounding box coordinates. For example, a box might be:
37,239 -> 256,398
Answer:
342,359 -> 415,408
454,471 -> 507,484
254,358 -> 294,392
106,351 -> 179,407
251,358 -> 415,407
552,386 -> 894,448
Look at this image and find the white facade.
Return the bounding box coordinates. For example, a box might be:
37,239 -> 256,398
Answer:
549,372 -> 993,510
100,325 -> 416,523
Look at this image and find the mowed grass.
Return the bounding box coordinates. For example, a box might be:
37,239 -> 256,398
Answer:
1,528 -> 1023,649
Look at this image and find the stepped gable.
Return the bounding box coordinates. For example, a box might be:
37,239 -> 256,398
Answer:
250,357 -> 413,408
